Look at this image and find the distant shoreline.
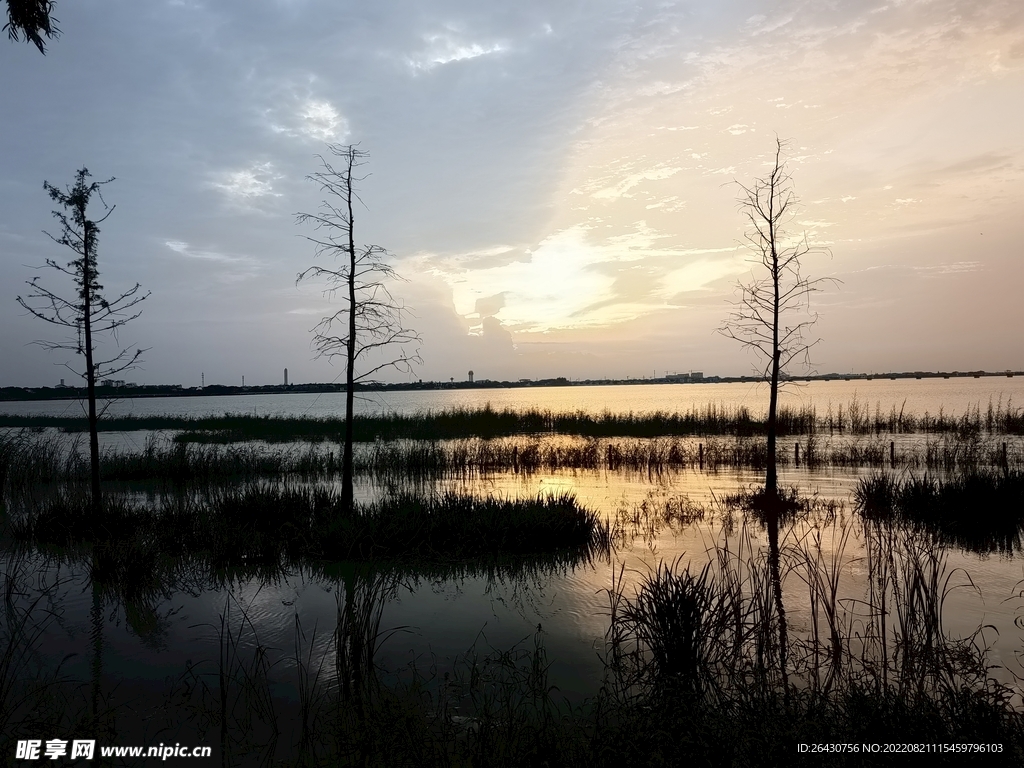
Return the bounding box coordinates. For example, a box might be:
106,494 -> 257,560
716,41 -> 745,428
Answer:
1,369 -> 1020,403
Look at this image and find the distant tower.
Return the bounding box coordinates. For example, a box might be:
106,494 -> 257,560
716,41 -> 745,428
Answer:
468,370 -> 474,383
284,368 -> 288,386
242,375 -> 245,387
201,372 -> 205,388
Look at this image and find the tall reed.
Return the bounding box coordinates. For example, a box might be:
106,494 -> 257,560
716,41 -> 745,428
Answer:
9,397 -> 1020,443
855,470 -> 1024,553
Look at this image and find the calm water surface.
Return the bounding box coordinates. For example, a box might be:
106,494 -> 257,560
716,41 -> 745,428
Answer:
4,377 -> 1023,419
4,381 -> 1023,748
11,466 -> 1024,699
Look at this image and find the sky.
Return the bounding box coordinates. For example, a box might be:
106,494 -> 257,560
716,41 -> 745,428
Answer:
1,0 -> 1022,387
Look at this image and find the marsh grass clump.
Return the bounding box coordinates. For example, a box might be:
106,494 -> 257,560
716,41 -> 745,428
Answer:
98,440 -> 326,484
0,432 -> 85,492
4,398 -> 1023,447
4,428 -> 1021,494
609,560 -> 750,700
596,523 -> 1024,765
610,493 -> 709,548
166,592 -> 282,763
355,491 -> 609,562
0,401 -> 852,444
7,483 -> 609,571
717,486 -> 842,531
222,487 -> 608,564
855,469 -> 1024,553
0,552 -> 95,753
8,484 -> 146,545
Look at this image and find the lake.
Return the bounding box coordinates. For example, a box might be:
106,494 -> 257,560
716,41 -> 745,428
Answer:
3,379 -> 1022,758
3,377 -> 1022,420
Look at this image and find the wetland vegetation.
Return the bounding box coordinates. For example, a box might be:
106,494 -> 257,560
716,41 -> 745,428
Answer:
2,396 -> 1024,764
2,396 -> 1022,443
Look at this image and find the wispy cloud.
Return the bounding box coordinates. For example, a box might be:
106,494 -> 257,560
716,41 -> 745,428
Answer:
407,30 -> 506,72
425,224 -> 741,333
209,162 -> 283,204
589,165 -> 683,201
269,97 -> 348,142
164,240 -> 262,276
846,261 -> 983,277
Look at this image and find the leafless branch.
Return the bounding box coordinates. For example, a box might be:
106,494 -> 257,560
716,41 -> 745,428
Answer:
718,138 -> 840,382
294,145 -> 420,510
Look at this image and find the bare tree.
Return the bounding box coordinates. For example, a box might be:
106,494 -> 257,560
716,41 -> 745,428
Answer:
718,139 -> 838,700
719,138 -> 837,502
17,168 -> 149,511
5,0 -> 59,53
296,145 -> 420,512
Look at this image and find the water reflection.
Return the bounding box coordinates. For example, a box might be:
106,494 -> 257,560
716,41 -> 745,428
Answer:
2,458 -> 1023,761
3,379 -> 1024,421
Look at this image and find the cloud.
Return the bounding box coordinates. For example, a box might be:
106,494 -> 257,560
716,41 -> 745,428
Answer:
163,240 -> 261,277
747,13 -> 795,36
473,292 -> 506,318
269,97 -> 349,143
210,162 -> 283,203
645,195 -> 685,212
590,165 -> 683,201
427,224 -> 741,334
937,151 -> 1015,175
922,261 -> 982,276
3,0 -> 1023,385
570,163 -> 684,201
846,260 -> 983,277
415,244 -> 521,272
298,100 -> 347,141
407,30 -> 506,72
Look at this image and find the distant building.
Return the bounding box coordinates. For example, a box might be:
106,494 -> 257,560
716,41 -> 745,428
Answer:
666,371 -> 704,383
284,368 -> 289,386
468,370 -> 474,383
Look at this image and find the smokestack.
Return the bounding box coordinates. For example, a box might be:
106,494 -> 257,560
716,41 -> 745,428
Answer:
284,368 -> 288,386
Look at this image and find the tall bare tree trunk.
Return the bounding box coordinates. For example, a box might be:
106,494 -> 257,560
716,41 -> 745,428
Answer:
296,146 -> 421,513
765,164 -> 789,702
82,219 -> 101,512
342,155 -> 357,514
718,138 -> 837,706
17,168 -> 148,519
767,350 -> 780,498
